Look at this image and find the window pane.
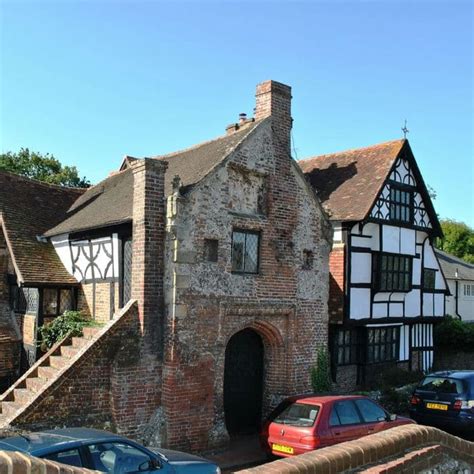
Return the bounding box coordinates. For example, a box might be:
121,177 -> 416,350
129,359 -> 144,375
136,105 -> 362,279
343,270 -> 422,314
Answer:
355,399 -> 387,423
43,289 -> 58,316
43,449 -> 82,468
87,442 -> 151,473
59,289 -> 74,314
329,408 -> 340,426
244,233 -> 259,273
232,232 -> 245,271
334,401 -> 361,425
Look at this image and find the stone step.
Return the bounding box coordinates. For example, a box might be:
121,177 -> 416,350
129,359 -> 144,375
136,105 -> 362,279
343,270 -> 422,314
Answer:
60,344 -> 80,358
12,388 -> 34,404
49,355 -> 69,370
37,365 -> 59,380
71,336 -> 89,348
82,326 -> 100,339
0,400 -> 22,417
25,377 -> 46,392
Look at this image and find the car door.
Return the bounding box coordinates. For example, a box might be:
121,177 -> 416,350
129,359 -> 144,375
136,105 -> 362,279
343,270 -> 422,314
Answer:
84,441 -> 170,473
328,400 -> 366,444
354,398 -> 389,435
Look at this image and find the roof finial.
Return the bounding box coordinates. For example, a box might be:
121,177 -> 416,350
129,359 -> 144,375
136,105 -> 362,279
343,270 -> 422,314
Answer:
401,119 -> 409,139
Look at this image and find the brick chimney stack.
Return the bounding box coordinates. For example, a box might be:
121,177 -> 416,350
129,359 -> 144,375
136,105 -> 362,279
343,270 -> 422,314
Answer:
130,158 -> 168,353
254,80 -> 292,155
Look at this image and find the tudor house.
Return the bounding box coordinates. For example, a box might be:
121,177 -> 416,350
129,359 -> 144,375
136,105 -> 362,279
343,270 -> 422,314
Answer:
0,173 -> 84,390
300,140 -> 448,389
0,81 -> 332,450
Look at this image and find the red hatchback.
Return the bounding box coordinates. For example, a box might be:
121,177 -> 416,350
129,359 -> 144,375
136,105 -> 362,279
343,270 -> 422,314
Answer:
261,395 -> 414,457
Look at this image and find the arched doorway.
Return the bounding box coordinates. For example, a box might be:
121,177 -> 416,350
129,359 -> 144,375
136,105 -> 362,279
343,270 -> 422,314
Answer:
224,328 -> 264,435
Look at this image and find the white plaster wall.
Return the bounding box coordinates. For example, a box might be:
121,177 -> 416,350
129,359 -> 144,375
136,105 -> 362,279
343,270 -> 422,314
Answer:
351,252 -> 371,283
350,288 -> 371,319
51,234 -> 74,275
404,290 -> 421,317
399,325 -> 410,361
400,228 -> 416,256
382,225 -> 400,253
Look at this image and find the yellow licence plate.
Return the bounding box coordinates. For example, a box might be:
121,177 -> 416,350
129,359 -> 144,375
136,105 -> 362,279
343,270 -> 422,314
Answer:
272,443 -> 294,454
426,402 -> 448,411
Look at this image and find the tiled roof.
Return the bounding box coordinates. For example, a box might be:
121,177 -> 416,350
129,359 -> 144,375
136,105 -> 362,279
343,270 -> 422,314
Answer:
45,169 -> 134,237
435,249 -> 474,281
45,120 -> 263,236
0,171 -> 84,285
299,139 -> 406,221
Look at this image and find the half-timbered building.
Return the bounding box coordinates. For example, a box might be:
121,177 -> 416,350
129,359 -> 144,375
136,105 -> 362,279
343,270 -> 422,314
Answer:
300,139 -> 448,389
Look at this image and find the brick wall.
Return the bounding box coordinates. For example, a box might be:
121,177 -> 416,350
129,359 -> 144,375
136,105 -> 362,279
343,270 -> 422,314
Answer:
240,425 -> 474,473
0,450 -> 97,473
12,301 -> 143,434
78,281 -> 120,322
328,243 -> 345,323
434,348 -> 474,370
161,81 -> 331,451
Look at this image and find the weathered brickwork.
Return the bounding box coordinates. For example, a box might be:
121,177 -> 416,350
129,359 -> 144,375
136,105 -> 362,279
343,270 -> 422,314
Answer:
161,81 -> 332,450
78,281 -> 119,322
240,425 -> 474,474
12,302 -> 143,434
328,243 -> 345,323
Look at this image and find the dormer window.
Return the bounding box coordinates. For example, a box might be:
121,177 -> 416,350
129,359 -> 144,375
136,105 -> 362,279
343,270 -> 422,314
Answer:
389,184 -> 413,223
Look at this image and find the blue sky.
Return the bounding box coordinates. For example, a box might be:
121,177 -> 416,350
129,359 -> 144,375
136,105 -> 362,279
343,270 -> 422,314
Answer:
1,0 -> 472,225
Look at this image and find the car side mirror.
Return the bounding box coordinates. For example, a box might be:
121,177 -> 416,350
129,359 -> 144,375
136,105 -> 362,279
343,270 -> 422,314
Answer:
388,414 -> 397,421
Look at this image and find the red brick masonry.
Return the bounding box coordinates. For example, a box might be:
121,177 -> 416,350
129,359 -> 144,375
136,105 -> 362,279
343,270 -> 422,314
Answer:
239,425 -> 474,473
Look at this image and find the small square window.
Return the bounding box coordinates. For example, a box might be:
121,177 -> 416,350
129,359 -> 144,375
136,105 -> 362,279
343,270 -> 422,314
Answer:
204,239 -> 218,262
423,269 -> 436,291
302,250 -> 314,270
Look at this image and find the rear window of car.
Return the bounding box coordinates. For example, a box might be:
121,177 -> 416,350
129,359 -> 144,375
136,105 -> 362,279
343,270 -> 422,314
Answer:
273,403 -> 320,427
418,377 -> 466,394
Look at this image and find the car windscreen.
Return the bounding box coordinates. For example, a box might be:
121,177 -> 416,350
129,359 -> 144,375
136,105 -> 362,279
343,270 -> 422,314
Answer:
273,403 -> 320,427
418,377 -> 466,394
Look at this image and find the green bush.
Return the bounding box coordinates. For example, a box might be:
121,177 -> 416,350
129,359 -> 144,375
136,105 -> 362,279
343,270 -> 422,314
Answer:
435,316 -> 474,352
311,347 -> 331,393
38,311 -> 96,351
375,366 -> 424,391
378,385 -> 416,416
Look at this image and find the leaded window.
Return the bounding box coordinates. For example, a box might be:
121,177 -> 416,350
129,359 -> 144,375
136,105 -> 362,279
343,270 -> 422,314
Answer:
42,288 -> 75,317
373,254 -> 412,292
204,239 -> 219,263
367,327 -> 399,364
389,184 -> 412,223
336,329 -> 359,365
231,230 -> 260,274
423,268 -> 436,291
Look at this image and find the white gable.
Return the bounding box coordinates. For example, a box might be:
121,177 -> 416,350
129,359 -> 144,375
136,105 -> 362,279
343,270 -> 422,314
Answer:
370,156 -> 432,229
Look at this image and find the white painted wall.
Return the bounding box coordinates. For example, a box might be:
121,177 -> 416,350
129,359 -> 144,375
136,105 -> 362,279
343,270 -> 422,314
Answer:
51,233 -> 120,283
445,279 -> 474,321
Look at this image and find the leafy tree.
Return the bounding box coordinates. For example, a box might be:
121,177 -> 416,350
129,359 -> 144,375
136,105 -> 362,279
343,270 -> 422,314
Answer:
0,148 -> 89,187
436,219 -> 474,264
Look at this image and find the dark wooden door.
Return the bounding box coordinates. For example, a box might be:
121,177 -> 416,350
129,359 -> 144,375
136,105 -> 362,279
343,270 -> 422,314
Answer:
224,328 -> 264,435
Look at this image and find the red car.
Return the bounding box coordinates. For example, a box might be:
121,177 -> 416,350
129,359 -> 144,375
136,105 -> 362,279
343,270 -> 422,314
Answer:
260,395 -> 414,457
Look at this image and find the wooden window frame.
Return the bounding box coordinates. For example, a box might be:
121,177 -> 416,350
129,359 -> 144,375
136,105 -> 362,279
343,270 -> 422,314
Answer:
388,183 -> 413,224
366,326 -> 400,364
372,253 -> 413,292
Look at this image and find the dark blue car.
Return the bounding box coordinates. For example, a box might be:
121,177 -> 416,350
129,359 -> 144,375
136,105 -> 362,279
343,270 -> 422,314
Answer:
0,428 -> 220,473
409,370 -> 474,434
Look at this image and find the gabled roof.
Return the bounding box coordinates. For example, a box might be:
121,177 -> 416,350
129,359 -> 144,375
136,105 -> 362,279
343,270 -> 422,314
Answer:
299,139 -> 405,222
0,171 -> 84,285
45,120 -> 263,237
435,249 -> 474,281
299,139 -> 442,236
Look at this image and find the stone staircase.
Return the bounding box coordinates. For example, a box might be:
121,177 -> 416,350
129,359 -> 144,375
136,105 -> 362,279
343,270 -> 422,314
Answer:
0,326 -> 101,428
